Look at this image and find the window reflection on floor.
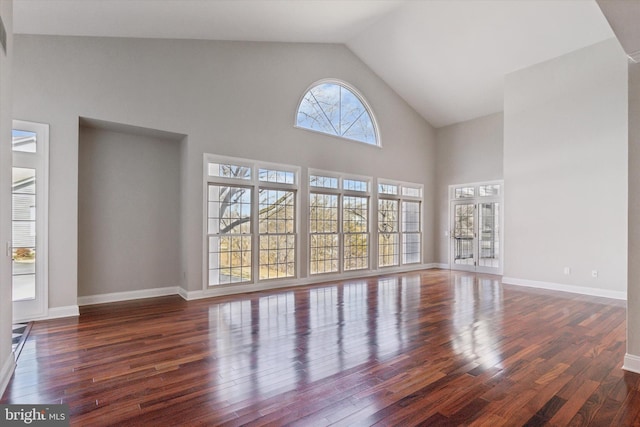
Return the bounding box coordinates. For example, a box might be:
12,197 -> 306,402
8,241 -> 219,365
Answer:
207,274 -> 425,402
452,274 -> 503,369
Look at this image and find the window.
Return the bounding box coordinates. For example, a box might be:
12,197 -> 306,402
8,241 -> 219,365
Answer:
378,199 -> 399,267
377,180 -> 423,267
207,185 -> 252,285
309,192 -> 339,274
402,201 -> 421,264
259,189 -> 295,279
206,155 -> 298,286
309,172 -> 371,274
343,195 -> 369,270
12,121 -> 49,321
455,186 -> 475,198
296,80 -> 379,146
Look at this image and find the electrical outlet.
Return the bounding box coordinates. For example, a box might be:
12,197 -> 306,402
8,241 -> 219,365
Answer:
592,270 -> 598,278
564,267 -> 571,275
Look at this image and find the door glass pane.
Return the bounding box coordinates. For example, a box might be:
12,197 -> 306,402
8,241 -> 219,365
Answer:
12,129 -> 37,153
479,202 -> 500,268
12,167 -> 36,301
453,204 -> 474,266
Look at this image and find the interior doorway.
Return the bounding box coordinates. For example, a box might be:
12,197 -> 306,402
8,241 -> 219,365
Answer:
449,182 -> 502,274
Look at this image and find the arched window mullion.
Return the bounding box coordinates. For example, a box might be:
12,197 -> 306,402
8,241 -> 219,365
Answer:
296,79 -> 379,146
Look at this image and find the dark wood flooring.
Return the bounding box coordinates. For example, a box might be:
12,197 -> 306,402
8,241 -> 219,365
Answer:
1,269 -> 638,426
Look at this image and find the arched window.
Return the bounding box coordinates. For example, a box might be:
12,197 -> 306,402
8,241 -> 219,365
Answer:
295,80 -> 379,146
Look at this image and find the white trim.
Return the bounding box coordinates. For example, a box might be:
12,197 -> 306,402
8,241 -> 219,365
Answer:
45,305 -> 80,319
0,355 -> 17,397
623,354 -> 640,374
431,263 -> 450,269
448,180 -> 504,276
77,286 -> 179,306
502,277 -> 626,300
184,263 -> 437,301
12,120 -> 50,322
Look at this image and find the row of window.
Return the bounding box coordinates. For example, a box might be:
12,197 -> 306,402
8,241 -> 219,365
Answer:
205,155 -> 423,287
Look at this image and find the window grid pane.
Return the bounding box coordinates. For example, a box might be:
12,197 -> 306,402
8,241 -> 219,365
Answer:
12,129 -> 37,153
310,192 -> 339,274
259,189 -> 296,280
402,186 -> 422,198
296,82 -> 378,145
310,175 -> 338,189
479,184 -> 500,197
402,233 -> 421,264
259,168 -> 295,184
208,184 -> 252,285
343,196 -> 369,271
378,184 -> 398,195
12,167 -> 36,301
378,199 -> 399,267
455,186 -> 475,198
208,163 -> 251,180
310,234 -> 339,274
343,178 -> 368,192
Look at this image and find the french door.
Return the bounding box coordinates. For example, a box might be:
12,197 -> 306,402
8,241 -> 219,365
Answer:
450,182 -> 502,274
12,120 -> 48,322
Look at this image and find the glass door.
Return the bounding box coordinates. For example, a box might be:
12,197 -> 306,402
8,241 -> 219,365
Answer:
12,120 -> 48,321
449,182 -> 502,275
452,202 -> 476,271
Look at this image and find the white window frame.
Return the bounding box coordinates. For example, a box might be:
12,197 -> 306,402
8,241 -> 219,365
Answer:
12,120 -> 49,322
448,180 -> 504,274
294,78 -> 382,148
308,169 -> 372,275
376,179 -> 424,268
203,154 -> 300,290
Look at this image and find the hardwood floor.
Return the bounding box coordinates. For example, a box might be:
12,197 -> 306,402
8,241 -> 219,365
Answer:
1,269 -> 638,426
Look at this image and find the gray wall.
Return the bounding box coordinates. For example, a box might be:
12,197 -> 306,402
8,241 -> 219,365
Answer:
78,125 -> 181,297
504,38 -> 628,295
434,112 -> 504,265
628,62 -> 640,356
13,35 -> 436,308
0,0 -> 13,394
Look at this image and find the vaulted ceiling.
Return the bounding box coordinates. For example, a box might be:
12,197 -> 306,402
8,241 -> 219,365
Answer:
14,0 -> 615,128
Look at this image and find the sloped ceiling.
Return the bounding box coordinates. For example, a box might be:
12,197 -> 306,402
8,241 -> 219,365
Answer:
13,0 -> 615,128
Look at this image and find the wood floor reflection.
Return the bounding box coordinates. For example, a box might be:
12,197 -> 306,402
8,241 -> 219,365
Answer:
1,269 -> 637,425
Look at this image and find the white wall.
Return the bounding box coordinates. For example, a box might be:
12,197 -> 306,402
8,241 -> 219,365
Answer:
0,0 -> 13,396
78,125 -> 182,297
627,62 -> 640,361
13,36 -> 436,308
434,112 -> 503,265
503,38 -> 628,298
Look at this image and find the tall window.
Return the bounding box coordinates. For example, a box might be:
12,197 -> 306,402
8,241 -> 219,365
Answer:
309,172 -> 370,274
206,157 -> 298,286
309,192 -> 339,274
12,120 -> 49,321
208,183 -> 252,285
296,80 -> 379,146
258,170 -> 296,279
378,181 -> 423,267
378,199 -> 399,267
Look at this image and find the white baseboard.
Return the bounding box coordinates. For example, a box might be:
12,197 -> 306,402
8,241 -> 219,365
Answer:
46,305 -> 80,319
0,353 -> 17,397
502,277 -> 626,300
78,286 -> 180,306
180,264 -> 443,301
429,263 -> 449,269
623,353 -> 640,374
